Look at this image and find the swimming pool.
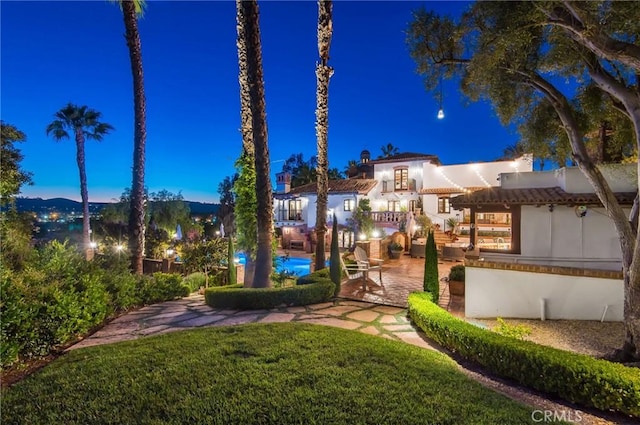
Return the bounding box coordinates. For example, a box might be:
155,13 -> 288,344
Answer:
235,253 -> 314,276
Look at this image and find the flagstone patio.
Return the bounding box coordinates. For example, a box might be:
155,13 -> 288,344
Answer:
338,252 -> 465,315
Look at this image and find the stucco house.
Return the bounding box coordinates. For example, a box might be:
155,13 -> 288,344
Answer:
450,164 -> 637,321
274,175 -> 377,250
273,150 -> 533,249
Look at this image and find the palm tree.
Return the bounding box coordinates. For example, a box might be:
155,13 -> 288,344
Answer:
314,0 -> 334,271
499,142 -> 526,160
380,143 -> 399,158
46,104 -> 113,260
114,0 -> 148,274
236,0 -> 272,288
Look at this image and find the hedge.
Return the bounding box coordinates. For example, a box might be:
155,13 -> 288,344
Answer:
1,242 -> 193,369
407,292 -> 640,417
204,271 -> 335,310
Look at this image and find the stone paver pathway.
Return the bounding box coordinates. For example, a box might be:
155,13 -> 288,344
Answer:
69,295 -> 433,351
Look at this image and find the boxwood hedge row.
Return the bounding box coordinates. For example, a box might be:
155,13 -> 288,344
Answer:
204,269 -> 335,309
407,292 -> 640,417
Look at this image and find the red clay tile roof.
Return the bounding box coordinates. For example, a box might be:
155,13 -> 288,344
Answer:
368,152 -> 441,165
450,186 -> 637,208
276,179 -> 378,197
420,187 -> 486,195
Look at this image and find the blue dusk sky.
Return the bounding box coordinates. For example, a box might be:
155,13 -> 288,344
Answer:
1,0 -> 518,203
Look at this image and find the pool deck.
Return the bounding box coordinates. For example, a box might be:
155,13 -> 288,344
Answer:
277,248 -> 464,315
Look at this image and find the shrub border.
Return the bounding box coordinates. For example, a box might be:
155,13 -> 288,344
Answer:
204,270 -> 335,310
408,292 -> 640,417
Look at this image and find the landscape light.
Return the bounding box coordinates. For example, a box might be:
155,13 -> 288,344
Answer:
116,244 -> 124,252
89,242 -> 98,249
372,230 -> 380,238
359,233 -> 367,241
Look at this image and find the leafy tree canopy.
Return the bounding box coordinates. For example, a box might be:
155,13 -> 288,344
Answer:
281,153 -> 343,188
1,122 -> 33,206
407,0 -> 640,361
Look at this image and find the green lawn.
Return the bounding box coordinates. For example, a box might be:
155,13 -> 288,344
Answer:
2,323 -> 542,424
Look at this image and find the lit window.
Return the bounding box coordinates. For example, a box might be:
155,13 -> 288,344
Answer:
394,168 -> 408,190
288,199 -> 302,221
388,200 -> 401,212
344,199 -> 355,211
438,197 -> 450,213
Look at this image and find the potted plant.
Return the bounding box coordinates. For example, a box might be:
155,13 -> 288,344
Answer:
448,264 -> 465,296
388,242 -> 403,259
446,217 -> 459,235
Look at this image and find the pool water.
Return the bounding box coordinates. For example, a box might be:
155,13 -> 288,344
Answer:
235,254 -> 315,276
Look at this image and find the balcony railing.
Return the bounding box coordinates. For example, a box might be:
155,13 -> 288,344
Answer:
381,179 -> 417,193
369,211 -> 407,223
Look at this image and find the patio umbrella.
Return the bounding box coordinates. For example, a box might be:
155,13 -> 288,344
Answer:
175,224 -> 183,241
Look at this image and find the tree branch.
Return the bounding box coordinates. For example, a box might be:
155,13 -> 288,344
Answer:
541,3 -> 640,72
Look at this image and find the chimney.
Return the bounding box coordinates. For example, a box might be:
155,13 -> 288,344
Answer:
276,172 -> 291,194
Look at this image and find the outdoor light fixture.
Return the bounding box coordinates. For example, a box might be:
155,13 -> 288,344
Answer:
437,75 -> 445,119
372,230 -> 380,238
116,244 -> 124,252
89,242 -> 97,249
166,249 -> 175,257
359,233 -> 367,241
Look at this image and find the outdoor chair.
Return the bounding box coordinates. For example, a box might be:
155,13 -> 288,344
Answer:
354,246 -> 383,284
339,254 -> 369,290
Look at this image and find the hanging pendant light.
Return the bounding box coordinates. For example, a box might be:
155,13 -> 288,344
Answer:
437,75 -> 445,119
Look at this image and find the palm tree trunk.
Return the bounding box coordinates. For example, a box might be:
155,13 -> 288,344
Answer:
74,128 -> 92,261
122,0 -> 148,275
314,0 -> 334,271
239,0 -> 272,288
236,0 -> 255,159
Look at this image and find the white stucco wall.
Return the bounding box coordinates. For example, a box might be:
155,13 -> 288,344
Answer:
305,193 -> 362,228
420,156 -> 533,222
465,266 -> 623,321
516,205 -> 625,270
500,163 -> 637,192
368,161 -> 424,213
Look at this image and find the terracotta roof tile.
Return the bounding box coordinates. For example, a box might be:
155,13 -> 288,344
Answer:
276,179 -> 377,197
450,186 -> 636,208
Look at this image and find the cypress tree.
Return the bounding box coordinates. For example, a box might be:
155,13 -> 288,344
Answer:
423,229 -> 439,302
329,215 -> 341,296
227,236 -> 237,285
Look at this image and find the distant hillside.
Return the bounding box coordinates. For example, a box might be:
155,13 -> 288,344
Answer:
186,201 -> 219,215
15,198 -> 109,214
15,197 -> 219,216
